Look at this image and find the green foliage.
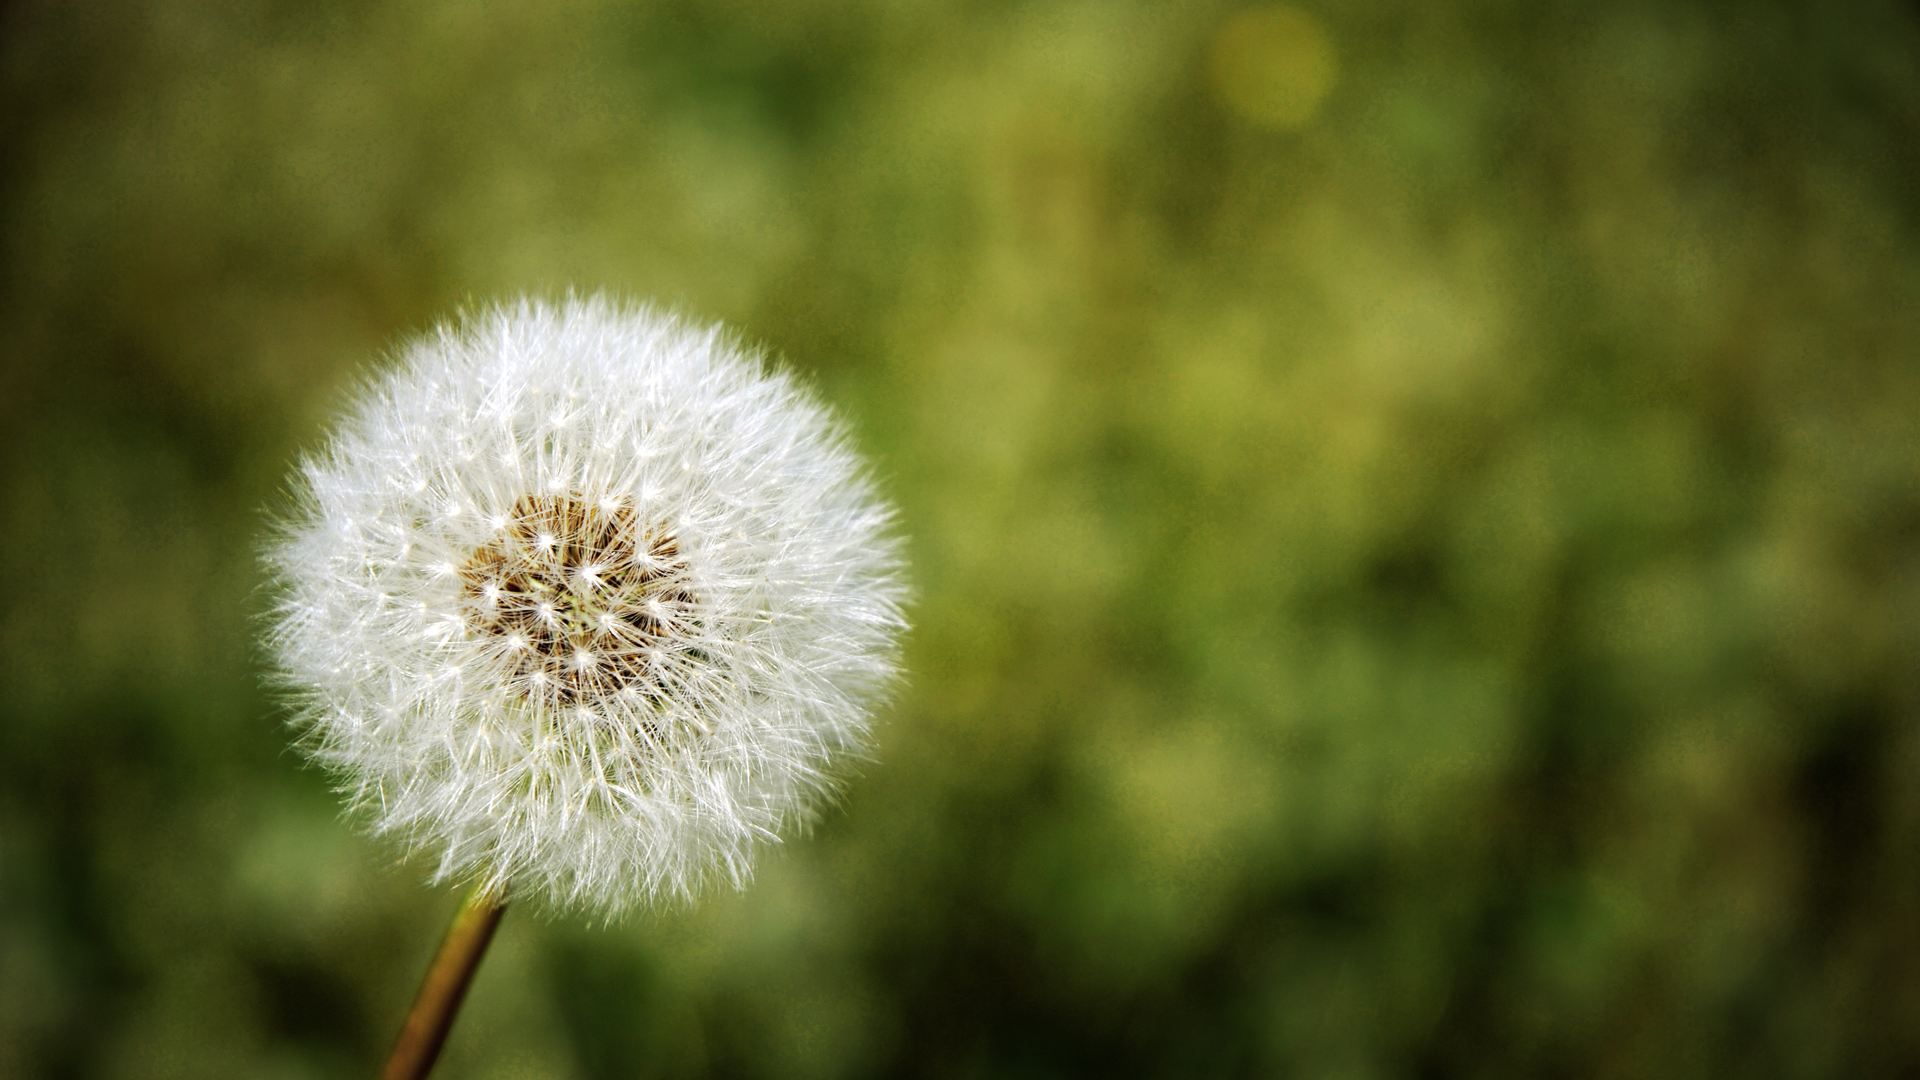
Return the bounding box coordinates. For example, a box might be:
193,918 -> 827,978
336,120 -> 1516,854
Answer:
3,2 -> 1918,1075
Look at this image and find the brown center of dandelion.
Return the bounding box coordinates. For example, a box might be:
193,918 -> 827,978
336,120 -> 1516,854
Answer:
458,493 -> 695,707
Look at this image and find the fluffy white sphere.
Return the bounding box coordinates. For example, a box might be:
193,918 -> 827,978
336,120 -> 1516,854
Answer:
268,296 -> 908,916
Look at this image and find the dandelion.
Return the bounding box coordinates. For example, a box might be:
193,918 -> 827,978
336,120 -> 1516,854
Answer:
266,296 -> 907,1076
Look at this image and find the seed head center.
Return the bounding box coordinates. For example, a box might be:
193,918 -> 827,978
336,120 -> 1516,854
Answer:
459,493 -> 693,706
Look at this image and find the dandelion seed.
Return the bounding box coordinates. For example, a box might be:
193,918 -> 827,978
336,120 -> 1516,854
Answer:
266,295 -> 909,916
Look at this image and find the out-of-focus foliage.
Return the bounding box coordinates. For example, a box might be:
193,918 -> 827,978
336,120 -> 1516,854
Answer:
4,2 -> 1918,1076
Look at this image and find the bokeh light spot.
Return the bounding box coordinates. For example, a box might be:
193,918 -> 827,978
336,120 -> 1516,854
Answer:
1209,6 -> 1339,129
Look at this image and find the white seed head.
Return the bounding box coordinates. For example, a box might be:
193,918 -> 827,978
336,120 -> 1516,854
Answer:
266,296 -> 908,916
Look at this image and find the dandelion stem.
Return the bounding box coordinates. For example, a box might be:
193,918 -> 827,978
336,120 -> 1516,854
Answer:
381,885 -> 508,1080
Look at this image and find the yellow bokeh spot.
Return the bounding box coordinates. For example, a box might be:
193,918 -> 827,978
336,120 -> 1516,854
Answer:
1209,5 -> 1339,130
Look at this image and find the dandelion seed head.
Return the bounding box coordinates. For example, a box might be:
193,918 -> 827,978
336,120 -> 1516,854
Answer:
267,296 -> 908,916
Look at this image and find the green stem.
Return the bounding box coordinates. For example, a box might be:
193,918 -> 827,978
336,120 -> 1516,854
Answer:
381,885 -> 508,1080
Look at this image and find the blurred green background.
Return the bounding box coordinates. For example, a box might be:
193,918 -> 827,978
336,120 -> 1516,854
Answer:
4,1 -> 1920,1076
